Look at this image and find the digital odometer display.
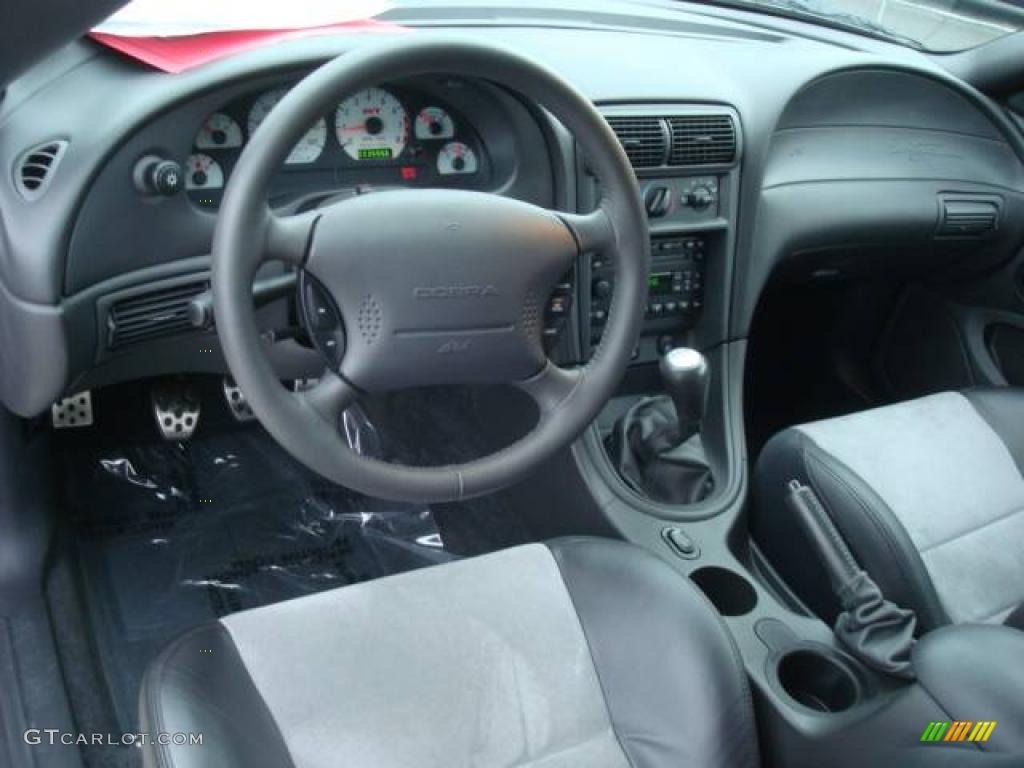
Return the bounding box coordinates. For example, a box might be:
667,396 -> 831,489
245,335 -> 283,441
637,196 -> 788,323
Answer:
358,147 -> 394,161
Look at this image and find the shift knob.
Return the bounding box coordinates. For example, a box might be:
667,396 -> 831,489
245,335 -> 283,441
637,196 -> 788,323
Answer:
658,347 -> 709,440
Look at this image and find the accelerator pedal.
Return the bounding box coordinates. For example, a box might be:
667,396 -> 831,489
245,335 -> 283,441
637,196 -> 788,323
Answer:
222,377 -> 255,422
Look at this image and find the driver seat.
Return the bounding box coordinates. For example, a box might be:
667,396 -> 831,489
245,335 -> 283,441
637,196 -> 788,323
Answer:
140,537 -> 757,768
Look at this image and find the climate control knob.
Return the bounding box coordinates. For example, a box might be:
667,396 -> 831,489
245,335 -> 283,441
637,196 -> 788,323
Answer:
685,186 -> 714,210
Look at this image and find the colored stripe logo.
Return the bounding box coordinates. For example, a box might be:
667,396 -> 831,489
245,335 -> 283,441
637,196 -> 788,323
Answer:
921,721 -> 997,743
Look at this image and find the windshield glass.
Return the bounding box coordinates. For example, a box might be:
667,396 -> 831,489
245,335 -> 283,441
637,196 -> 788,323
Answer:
730,0 -> 1024,51
96,0 -> 1024,52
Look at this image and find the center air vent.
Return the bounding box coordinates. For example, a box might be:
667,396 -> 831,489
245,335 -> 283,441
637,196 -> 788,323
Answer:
667,115 -> 737,166
14,140 -> 68,201
603,112 -> 738,170
106,279 -> 209,349
605,116 -> 668,169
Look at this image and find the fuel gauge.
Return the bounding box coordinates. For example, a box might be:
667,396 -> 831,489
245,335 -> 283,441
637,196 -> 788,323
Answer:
185,153 -> 224,190
436,142 -> 478,175
415,107 -> 455,140
195,113 -> 243,150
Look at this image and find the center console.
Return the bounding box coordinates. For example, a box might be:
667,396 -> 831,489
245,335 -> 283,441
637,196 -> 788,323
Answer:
540,106 -> 740,369
589,233 -> 707,358
528,104 -> 1024,768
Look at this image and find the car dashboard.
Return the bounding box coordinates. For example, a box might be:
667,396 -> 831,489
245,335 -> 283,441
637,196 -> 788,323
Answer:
2,4 -> 1024,418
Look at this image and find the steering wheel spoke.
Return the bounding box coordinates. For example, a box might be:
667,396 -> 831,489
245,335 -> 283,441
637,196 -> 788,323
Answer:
297,372 -> 359,427
558,207 -> 614,255
264,209 -> 320,266
515,362 -> 582,415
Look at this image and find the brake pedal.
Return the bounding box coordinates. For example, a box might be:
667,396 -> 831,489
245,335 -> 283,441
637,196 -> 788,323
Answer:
222,377 -> 255,422
51,391 -> 93,429
151,385 -> 201,441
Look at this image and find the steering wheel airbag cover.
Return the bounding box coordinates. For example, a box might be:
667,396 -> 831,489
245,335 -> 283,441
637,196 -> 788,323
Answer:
309,188 -> 577,390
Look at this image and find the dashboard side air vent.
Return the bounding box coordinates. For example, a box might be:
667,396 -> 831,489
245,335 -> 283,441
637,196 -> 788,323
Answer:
937,197 -> 999,238
667,115 -> 736,166
605,116 -> 668,169
14,140 -> 68,201
106,279 -> 209,349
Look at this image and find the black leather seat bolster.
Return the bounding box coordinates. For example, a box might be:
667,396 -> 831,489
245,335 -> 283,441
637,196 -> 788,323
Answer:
139,623 -> 295,768
547,537 -> 759,768
913,624 -> 1024,754
751,429 -> 948,632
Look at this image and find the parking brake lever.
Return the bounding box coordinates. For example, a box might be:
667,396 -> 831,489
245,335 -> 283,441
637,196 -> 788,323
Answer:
188,272 -> 298,330
786,480 -> 917,680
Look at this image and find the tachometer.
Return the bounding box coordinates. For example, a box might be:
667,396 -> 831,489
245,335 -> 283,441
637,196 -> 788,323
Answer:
436,142 -> 478,175
195,113 -> 243,149
248,89 -> 327,164
414,107 -> 455,140
185,153 -> 224,190
335,88 -> 409,162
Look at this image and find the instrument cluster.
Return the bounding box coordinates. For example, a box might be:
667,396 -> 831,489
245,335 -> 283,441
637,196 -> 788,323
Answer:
186,83 -> 485,209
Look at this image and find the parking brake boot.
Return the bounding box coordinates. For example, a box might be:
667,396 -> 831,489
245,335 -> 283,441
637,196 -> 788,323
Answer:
786,480 -> 917,680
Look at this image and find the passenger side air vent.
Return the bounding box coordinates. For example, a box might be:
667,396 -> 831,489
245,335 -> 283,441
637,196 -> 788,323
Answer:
937,198 -> 999,238
667,115 -> 736,166
106,279 -> 209,348
14,140 -> 68,201
605,116 -> 667,169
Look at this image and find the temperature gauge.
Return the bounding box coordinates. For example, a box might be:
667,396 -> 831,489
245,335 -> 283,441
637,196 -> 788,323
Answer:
195,113 -> 243,149
185,153 -> 224,190
414,107 -> 455,140
436,142 -> 478,175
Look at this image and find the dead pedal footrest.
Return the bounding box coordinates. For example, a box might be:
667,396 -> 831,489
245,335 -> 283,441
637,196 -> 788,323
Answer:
52,392 -> 94,429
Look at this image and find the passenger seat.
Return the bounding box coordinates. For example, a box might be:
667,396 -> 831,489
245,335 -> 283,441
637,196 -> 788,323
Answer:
752,389 -> 1024,633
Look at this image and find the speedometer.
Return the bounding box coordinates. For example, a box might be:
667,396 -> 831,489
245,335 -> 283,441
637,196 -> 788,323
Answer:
335,88 -> 409,162
248,89 -> 327,165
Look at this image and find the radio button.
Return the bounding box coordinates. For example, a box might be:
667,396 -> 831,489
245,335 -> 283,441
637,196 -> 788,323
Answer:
592,279 -> 612,299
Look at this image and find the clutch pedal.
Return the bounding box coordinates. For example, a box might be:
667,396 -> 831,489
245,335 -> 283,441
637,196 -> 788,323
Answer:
51,391 -> 93,429
222,377 -> 255,422
151,384 -> 201,441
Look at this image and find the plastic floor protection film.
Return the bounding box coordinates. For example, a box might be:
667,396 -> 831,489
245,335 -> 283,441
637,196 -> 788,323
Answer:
64,425 -> 455,732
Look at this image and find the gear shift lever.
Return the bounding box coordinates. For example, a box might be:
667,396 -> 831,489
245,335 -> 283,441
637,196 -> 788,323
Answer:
658,347 -> 710,442
605,346 -> 714,504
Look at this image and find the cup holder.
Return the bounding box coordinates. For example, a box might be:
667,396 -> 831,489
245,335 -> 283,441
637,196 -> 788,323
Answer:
776,649 -> 860,713
690,566 -> 757,616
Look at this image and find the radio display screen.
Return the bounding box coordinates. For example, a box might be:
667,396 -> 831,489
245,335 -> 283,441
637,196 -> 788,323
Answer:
647,272 -> 675,295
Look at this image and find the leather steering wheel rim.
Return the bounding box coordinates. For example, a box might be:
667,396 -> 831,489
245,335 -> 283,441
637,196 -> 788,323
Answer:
212,37 -> 649,503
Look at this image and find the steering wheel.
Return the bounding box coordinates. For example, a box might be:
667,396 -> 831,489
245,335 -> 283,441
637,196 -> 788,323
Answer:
212,38 -> 649,503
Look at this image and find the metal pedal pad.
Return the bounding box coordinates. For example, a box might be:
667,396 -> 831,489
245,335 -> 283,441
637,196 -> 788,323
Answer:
292,377 -> 320,393
51,391 -> 93,429
222,377 -> 255,422
151,385 -> 201,441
